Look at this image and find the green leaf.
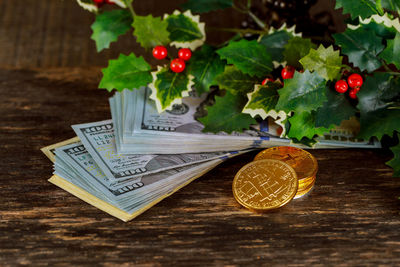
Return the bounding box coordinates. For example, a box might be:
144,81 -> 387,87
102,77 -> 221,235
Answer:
76,0 -> 98,13
335,0 -> 379,19
287,111 -> 331,140
181,0 -> 233,13
214,66 -> 257,95
187,45 -> 226,95
299,45 -> 343,81
99,53 -> 152,92
258,29 -> 294,63
387,142 -> 400,177
242,83 -> 287,128
315,88 -> 357,128
276,70 -> 328,114
164,10 -> 205,50
91,10 -> 132,52
149,67 -> 192,113
357,73 -> 400,140
283,37 -> 315,69
382,0 -> 400,12
217,39 -> 273,77
132,15 -> 170,50
198,91 -> 257,133
333,27 -> 384,73
379,32 -> 400,69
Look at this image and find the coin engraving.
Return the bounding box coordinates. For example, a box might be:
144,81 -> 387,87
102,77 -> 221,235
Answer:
233,159 -> 298,211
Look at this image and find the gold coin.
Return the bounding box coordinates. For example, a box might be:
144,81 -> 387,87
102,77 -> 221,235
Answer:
294,178 -> 315,199
232,159 -> 298,212
254,146 -> 318,183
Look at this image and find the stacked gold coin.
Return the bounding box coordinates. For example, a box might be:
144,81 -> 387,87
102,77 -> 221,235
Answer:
254,146 -> 317,199
232,159 -> 298,212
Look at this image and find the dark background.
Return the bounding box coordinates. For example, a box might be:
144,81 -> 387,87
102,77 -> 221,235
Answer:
1,0 -> 400,266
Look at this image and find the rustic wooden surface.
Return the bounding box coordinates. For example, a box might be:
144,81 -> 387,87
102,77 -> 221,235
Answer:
1,0 -> 400,266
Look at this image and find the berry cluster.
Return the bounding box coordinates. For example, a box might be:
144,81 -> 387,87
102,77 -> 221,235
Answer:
334,73 -> 363,99
152,46 -> 192,73
93,0 -> 114,7
261,65 -> 295,86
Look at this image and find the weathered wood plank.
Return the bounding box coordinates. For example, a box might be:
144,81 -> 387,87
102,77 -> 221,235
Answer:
0,68 -> 399,266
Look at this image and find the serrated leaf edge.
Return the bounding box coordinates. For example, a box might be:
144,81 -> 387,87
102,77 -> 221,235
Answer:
76,0 -> 98,13
347,13 -> 400,33
242,84 -> 288,136
149,66 -> 194,113
163,10 -> 206,50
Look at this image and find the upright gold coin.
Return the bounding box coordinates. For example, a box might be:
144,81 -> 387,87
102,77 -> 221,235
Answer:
254,146 -> 318,183
232,159 -> 298,212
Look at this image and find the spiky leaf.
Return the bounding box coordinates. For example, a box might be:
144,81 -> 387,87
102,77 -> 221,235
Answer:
181,0 -> 233,13
335,0 -> 379,19
379,32 -> 400,69
357,73 -> 400,140
387,143 -> 400,177
217,39 -> 273,77
214,66 -> 258,95
276,70 -> 328,114
149,67 -> 192,112
187,45 -> 226,95
99,53 -> 152,92
132,15 -> 170,49
333,27 -> 384,73
198,91 -> 257,133
283,37 -> 315,69
299,45 -> 343,81
91,10 -> 132,52
258,30 -> 294,62
287,111 -> 331,140
315,89 -> 357,128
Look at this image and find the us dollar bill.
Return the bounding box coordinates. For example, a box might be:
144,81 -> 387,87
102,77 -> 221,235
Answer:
72,120 -> 236,185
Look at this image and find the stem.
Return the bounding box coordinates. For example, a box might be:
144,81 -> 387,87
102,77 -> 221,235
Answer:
208,26 -> 268,35
124,0 -> 136,17
232,2 -> 267,30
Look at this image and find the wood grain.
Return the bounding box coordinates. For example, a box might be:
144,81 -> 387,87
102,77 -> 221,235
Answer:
1,67 -> 400,266
1,0 -> 400,266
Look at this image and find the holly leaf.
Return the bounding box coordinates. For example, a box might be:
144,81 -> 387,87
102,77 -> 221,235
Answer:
258,29 -> 294,63
315,88 -> 357,128
282,37 -> 315,69
214,66 -> 257,95
217,39 -> 273,77
187,45 -> 226,95
198,91 -> 257,133
333,27 -> 384,73
276,70 -> 328,114
335,0 -> 379,19
181,0 -> 233,13
164,10 -> 205,50
382,0 -> 400,12
132,15 -> 170,50
76,0 -> 98,13
387,143 -> 400,177
299,45 -> 343,81
242,83 -> 287,129
355,13 -> 400,38
149,67 -> 193,113
91,10 -> 132,52
357,73 -> 400,140
287,111 -> 331,140
99,53 -> 152,92
379,32 -> 400,69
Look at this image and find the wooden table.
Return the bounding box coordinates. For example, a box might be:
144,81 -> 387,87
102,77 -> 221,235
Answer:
1,1 -> 400,266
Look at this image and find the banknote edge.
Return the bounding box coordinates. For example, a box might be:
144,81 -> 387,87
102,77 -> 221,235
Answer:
41,137 -> 81,163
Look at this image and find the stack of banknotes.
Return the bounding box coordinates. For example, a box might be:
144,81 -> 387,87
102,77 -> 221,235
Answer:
41,87 -> 380,221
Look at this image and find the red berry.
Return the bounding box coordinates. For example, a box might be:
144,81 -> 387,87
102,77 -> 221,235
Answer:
349,88 -> 358,99
170,58 -> 186,73
261,78 -> 274,85
178,48 -> 192,61
281,66 -> 295,79
152,46 -> 168,60
348,73 -> 363,88
105,0 -> 115,4
335,80 -> 348,93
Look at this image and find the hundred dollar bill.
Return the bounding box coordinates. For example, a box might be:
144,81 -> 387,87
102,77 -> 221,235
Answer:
72,120 -> 237,186
41,136 -> 80,162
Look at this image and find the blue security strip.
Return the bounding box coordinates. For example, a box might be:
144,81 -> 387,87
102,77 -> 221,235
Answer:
229,151 -> 239,155
260,120 -> 269,132
220,155 -> 229,160
252,140 -> 263,147
260,136 -> 270,140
